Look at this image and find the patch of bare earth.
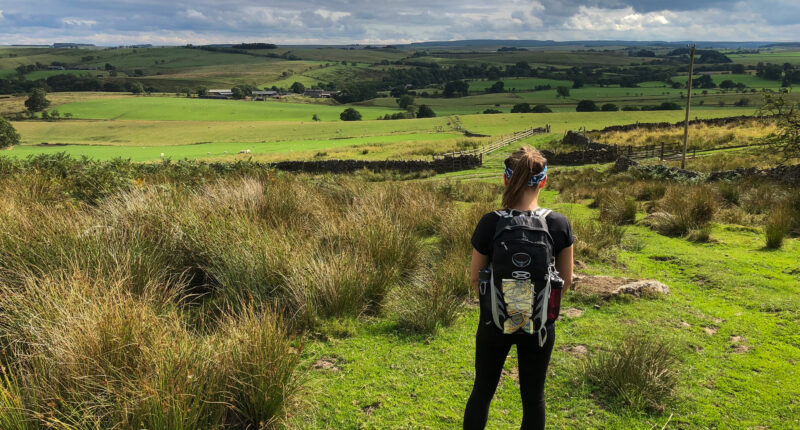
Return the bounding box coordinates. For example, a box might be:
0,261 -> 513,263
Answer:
563,308 -> 583,318
703,326 -> 718,336
311,356 -> 341,371
558,344 -> 589,358
730,335 -> 749,353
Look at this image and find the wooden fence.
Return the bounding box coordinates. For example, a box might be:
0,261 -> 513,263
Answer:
432,126 -> 549,161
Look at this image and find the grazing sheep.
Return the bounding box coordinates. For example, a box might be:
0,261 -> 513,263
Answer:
239,149 -> 251,154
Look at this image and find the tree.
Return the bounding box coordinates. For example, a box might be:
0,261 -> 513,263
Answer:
340,107 -> 362,121
601,103 -> 619,112
510,103 -> 532,113
312,114 -> 320,122
196,86 -> 208,96
576,100 -> 599,112
487,81 -> 505,93
231,86 -> 246,99
396,94 -> 415,109
290,82 -> 305,94
0,117 -> 20,149
443,80 -> 469,98
129,82 -> 144,94
719,80 -> 737,89
556,86 -> 570,99
531,104 -> 552,113
572,79 -> 584,89
416,104 -> 436,118
24,88 -> 50,112
758,90 -> 800,157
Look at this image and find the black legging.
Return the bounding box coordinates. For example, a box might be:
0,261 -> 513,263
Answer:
463,321 -> 555,430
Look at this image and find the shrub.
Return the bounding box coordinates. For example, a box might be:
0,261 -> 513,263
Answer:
416,104 -> 436,118
576,100 -> 599,112
511,103 -> 532,113
340,107 -> 362,121
621,106 -> 640,111
531,104 -> 552,113
583,334 -> 680,411
483,108 -> 502,114
601,103 -> 619,112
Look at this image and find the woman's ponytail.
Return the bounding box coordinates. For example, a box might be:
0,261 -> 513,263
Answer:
501,147 -> 547,209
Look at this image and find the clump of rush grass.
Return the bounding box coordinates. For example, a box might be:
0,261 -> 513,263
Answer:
765,204 -> 794,249
596,190 -> 637,225
643,185 -> 718,240
389,265 -> 466,334
569,216 -> 626,262
583,334 -> 680,412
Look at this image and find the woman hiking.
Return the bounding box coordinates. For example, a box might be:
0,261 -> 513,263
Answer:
464,147 -> 573,430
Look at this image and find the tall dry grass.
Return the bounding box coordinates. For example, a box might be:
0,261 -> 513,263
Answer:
0,165 -> 491,427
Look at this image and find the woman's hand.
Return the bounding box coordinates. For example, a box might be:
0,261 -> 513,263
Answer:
555,245 -> 573,291
469,248 -> 489,296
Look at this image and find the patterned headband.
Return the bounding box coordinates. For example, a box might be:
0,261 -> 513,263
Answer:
504,165 -> 548,187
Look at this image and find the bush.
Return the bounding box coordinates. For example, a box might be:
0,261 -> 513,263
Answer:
416,104 -> 436,118
583,334 -> 680,411
576,100 -> 599,112
601,103 -> 619,112
511,103 -> 532,113
340,107 -> 362,121
0,117 -> 20,149
531,104 -> 552,113
621,106 -> 640,111
483,108 -> 502,114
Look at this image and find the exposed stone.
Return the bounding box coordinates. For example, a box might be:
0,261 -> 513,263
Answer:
572,275 -> 635,299
614,280 -> 670,297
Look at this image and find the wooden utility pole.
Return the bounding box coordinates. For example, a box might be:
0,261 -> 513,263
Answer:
681,45 -> 696,169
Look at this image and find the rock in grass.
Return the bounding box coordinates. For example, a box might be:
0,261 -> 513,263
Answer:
614,280 -> 670,297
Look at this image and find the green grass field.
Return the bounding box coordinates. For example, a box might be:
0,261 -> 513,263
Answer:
49,96 -> 403,122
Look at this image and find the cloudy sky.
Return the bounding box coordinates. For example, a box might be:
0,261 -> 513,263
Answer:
0,0 -> 798,45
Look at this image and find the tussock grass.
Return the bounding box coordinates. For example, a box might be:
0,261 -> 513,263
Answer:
643,185 -> 718,239
0,160 -> 497,426
765,204 -> 794,249
583,334 -> 680,411
596,190 -> 637,225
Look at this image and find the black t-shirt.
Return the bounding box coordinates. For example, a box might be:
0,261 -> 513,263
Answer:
471,209 -> 574,259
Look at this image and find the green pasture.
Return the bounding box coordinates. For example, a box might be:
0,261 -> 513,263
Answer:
467,77 -> 573,92
49,96 -> 403,122
672,73 -> 783,88
4,132 -> 470,162
728,50 -> 800,65
11,117 -> 454,146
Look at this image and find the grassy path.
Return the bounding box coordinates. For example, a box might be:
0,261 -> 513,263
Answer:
296,147 -> 800,428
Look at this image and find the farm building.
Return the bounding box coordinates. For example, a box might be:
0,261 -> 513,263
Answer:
208,89 -> 233,98
303,89 -> 339,98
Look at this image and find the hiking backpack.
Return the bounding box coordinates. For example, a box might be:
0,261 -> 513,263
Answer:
478,208 -> 564,346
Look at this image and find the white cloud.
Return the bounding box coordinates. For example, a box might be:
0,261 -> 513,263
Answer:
61,17 -> 98,26
565,6 -> 673,32
315,9 -> 350,21
181,9 -> 208,21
